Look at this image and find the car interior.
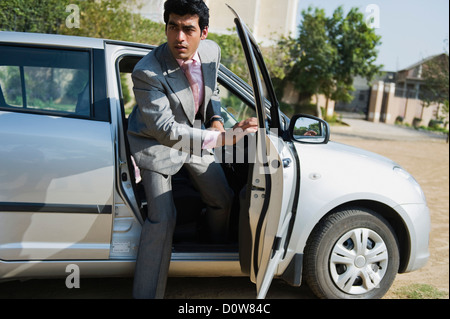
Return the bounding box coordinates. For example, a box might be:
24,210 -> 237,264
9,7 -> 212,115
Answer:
117,55 -> 256,261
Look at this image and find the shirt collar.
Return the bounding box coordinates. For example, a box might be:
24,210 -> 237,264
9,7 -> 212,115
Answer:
176,51 -> 200,67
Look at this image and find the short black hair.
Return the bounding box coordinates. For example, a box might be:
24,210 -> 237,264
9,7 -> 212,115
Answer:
164,0 -> 210,31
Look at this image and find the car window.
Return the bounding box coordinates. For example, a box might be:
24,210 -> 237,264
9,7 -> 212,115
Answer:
0,46 -> 91,118
116,54 -> 143,118
218,82 -> 256,129
115,53 -> 256,129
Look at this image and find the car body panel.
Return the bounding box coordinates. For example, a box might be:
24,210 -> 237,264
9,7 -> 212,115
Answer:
0,31 -> 105,49
0,111 -> 114,260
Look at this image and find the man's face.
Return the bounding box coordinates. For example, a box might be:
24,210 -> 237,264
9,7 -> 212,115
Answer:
166,13 -> 208,61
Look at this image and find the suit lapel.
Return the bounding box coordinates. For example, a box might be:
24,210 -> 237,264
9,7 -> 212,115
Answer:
198,43 -> 217,121
159,44 -> 196,125
157,42 -> 217,125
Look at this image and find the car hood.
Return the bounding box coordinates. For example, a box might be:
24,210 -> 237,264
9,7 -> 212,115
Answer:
294,139 -> 402,186
326,140 -> 399,167
293,138 -> 427,207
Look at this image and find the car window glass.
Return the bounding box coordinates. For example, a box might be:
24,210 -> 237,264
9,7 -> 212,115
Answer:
218,83 -> 256,128
0,46 -> 91,117
0,66 -> 23,107
116,55 -> 143,118
120,72 -> 135,118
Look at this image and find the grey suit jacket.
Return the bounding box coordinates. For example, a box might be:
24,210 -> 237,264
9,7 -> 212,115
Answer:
127,40 -> 222,176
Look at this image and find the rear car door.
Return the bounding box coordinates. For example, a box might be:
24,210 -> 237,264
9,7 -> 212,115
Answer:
0,44 -> 114,261
231,8 -> 299,299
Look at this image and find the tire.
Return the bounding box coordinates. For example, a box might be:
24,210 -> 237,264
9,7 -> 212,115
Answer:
304,207 -> 400,299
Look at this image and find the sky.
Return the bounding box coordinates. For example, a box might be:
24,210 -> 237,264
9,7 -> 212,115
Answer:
296,0 -> 449,71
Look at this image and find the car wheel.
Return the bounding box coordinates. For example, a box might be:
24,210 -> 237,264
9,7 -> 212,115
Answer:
304,207 -> 400,299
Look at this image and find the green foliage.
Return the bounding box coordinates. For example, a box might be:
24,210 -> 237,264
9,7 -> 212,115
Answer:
421,54 -> 449,106
279,101 -> 294,118
0,0 -> 167,44
286,7 -> 334,103
420,53 -> 449,126
0,66 -> 22,106
60,0 -> 166,45
120,74 -> 132,105
209,31 -> 293,96
283,6 -> 382,106
294,103 -> 318,117
208,31 -> 249,82
0,0 -> 66,33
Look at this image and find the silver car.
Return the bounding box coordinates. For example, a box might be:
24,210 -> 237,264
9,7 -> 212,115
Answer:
0,11 -> 429,299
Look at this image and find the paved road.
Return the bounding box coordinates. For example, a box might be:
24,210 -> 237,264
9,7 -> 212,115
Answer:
331,118 -> 448,142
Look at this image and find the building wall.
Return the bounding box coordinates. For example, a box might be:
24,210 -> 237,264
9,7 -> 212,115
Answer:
207,0 -> 299,43
137,0 -> 164,22
205,0 -> 258,35
367,80 -> 442,127
391,96 -> 439,127
135,0 -> 299,44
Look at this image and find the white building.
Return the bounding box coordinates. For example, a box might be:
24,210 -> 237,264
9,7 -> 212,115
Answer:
135,0 -> 300,44
136,0 -> 165,23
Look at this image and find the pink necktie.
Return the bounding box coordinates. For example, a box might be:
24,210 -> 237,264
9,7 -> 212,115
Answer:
181,61 -> 200,114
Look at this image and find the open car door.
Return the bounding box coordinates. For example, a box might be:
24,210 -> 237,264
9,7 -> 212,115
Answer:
230,7 -> 299,299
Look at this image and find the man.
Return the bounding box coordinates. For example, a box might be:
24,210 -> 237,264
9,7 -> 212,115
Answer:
127,0 -> 257,299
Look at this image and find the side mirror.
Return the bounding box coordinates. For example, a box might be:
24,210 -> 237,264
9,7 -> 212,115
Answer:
289,114 -> 330,144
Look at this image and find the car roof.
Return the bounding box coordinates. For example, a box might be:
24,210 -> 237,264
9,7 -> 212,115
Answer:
0,31 -> 155,50
0,31 -> 105,49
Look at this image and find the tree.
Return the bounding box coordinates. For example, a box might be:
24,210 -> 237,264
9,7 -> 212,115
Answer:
420,53 -> 449,127
0,0 -> 167,44
60,0 -> 166,45
283,6 -> 382,117
208,31 -> 248,82
0,0 -> 66,33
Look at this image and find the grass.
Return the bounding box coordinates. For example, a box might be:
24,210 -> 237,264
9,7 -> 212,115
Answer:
394,284 -> 448,299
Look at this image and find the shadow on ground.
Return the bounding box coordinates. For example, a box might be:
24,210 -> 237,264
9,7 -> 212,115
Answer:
0,277 -> 317,299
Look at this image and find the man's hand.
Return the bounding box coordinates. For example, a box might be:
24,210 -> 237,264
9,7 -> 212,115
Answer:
209,118 -> 226,132
233,117 -> 258,132
215,117 -> 258,147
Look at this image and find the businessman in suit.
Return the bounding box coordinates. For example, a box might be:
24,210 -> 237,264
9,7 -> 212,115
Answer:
127,0 -> 257,299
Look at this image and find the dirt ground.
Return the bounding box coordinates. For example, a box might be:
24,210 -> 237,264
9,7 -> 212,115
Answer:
0,120 -> 448,300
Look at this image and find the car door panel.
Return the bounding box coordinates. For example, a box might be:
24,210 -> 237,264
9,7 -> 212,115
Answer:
248,131 -> 297,298
0,109 -> 114,261
230,6 -> 298,298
